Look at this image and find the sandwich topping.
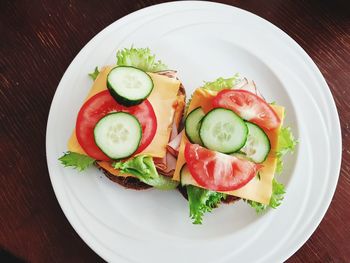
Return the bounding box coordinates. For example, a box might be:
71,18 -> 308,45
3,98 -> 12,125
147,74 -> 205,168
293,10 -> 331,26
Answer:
59,47 -> 297,225
184,143 -> 261,191
174,76 -> 296,223
76,90 -> 157,160
60,47 -> 183,192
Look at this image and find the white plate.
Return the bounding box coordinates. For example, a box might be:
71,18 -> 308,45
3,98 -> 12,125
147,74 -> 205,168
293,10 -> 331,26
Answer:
46,2 -> 342,262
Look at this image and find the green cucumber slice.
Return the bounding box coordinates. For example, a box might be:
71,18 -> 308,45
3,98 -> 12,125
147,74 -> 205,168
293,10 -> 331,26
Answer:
185,107 -> 205,144
199,108 -> 248,153
240,122 -> 271,163
107,66 -> 153,106
94,112 -> 142,159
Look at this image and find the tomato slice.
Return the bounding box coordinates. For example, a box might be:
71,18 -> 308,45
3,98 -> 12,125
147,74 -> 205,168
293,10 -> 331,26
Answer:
76,90 -> 157,161
212,89 -> 280,130
184,143 -> 260,191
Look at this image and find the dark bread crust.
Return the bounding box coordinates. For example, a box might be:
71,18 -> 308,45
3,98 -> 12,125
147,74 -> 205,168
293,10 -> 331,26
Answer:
96,164 -> 152,190
222,195 -> 241,204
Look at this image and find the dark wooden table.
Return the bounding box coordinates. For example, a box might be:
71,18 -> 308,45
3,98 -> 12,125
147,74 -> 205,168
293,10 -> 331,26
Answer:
1,0 -> 349,262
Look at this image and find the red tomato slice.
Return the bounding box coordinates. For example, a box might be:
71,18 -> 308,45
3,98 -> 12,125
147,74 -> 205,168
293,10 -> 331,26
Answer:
184,143 -> 261,191
76,90 -> 157,161
212,89 -> 280,130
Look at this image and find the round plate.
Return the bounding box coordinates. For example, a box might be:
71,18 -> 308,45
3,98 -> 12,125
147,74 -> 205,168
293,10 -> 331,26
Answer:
46,2 -> 342,262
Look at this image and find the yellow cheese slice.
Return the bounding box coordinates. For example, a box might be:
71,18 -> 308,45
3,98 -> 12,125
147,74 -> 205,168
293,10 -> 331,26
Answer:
68,66 -> 181,177
173,88 -> 284,204
141,72 -> 181,156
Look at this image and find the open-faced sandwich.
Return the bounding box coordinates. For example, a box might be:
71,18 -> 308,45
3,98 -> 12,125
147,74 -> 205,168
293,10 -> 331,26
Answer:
174,76 -> 296,224
59,48 -> 296,225
59,47 -> 185,190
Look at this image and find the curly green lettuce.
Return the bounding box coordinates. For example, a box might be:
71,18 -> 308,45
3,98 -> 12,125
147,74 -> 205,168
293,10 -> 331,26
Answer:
88,66 -> 100,81
202,74 -> 240,92
59,151 -> 95,171
276,127 -> 297,174
186,185 -> 226,224
113,155 -> 178,190
246,125 -> 297,212
247,178 -> 286,213
116,47 -> 168,72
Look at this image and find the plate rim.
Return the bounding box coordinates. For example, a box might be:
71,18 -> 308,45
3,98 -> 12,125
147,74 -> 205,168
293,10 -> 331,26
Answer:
46,1 -> 342,262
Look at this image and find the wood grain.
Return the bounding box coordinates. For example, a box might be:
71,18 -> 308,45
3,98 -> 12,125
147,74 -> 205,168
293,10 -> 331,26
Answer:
0,0 -> 349,262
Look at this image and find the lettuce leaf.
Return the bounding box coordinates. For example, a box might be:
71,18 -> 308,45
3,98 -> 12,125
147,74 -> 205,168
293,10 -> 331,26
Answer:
59,151 -> 95,171
186,185 -> 226,224
247,178 -> 286,213
113,155 -> 178,190
202,74 -> 240,92
116,47 -> 168,72
184,74 -> 240,114
276,127 -> 297,174
246,126 -> 296,212
88,66 -> 100,81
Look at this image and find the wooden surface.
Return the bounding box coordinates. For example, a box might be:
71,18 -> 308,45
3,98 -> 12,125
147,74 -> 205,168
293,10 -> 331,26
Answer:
0,0 -> 349,262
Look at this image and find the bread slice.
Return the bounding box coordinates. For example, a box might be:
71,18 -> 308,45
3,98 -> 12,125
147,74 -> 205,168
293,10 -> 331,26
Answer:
68,66 -> 186,190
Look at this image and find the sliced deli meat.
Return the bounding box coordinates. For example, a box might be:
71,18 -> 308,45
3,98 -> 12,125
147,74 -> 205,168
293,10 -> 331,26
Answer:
167,131 -> 183,157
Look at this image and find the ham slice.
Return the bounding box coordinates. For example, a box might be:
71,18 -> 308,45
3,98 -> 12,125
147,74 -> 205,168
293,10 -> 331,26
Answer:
234,78 -> 265,100
154,152 -> 177,177
154,156 -> 167,171
156,70 -> 178,79
169,120 -> 178,141
154,107 -> 183,176
153,70 -> 185,177
154,123 -> 181,176
234,78 -> 248,89
165,153 -> 177,173
167,130 -> 183,157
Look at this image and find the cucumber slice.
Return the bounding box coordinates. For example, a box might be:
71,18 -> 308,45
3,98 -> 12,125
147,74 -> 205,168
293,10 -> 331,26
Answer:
94,112 -> 142,159
185,107 -> 205,144
107,66 -> 154,106
199,108 -> 248,153
240,122 -> 271,163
